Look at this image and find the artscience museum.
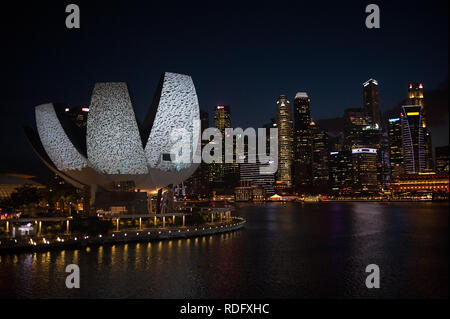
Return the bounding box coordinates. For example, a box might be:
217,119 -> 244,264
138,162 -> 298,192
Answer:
25,72 -> 201,210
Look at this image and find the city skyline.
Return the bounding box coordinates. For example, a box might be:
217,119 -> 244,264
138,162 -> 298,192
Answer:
1,1 -> 448,178
0,1 -> 448,302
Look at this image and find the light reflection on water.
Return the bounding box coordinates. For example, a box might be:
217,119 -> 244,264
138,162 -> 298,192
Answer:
0,202 -> 448,298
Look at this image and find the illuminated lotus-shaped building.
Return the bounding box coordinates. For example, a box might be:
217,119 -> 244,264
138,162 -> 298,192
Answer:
26,72 -> 200,193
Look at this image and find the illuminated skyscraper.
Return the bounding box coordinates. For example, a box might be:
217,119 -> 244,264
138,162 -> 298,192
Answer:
363,78 -> 381,127
311,123 -> 329,192
211,105 -> 239,191
209,106 -> 230,188
344,107 -> 381,192
210,105 -> 233,191
328,151 -> 353,195
407,83 -> 424,109
388,117 -> 404,178
380,131 -> 391,189
435,146 -> 449,173
401,105 -> 426,174
275,95 -> 293,191
188,110 -> 210,197
214,105 -> 231,133
293,92 -> 312,192
407,83 -> 433,170
351,148 -> 379,193
343,108 -> 371,150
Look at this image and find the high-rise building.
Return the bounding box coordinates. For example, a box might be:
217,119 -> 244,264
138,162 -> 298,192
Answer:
380,131 -> 391,190
435,146 -> 449,173
188,110 -> 210,198
351,148 -> 379,193
293,92 -> 312,193
209,106 -> 231,189
401,105 -> 426,174
311,123 -> 329,193
328,151 -> 353,195
363,78 -> 381,127
239,161 -> 275,197
407,83 -> 424,108
362,124 -> 382,189
275,95 -> 293,192
388,117 -> 404,179
343,108 -> 371,150
407,83 -> 433,170
212,105 -> 239,191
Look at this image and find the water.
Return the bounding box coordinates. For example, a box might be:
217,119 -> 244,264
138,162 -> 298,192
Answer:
0,202 -> 448,298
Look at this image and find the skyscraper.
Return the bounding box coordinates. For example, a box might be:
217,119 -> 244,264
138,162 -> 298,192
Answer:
407,83 -> 424,109
188,110 -> 210,198
351,148 -> 379,193
209,105 -> 231,190
363,78 -> 381,127
212,105 -> 239,191
401,105 -> 426,174
311,123 -> 329,193
328,151 -> 353,195
407,83 -> 433,170
380,131 -> 391,190
293,92 -> 312,193
343,108 -> 371,150
388,117 -> 404,178
344,106 -> 381,193
275,95 -> 293,192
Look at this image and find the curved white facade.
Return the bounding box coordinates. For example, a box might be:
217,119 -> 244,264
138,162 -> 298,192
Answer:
87,82 -> 148,175
33,72 -> 200,190
145,72 -> 200,172
36,103 -> 88,171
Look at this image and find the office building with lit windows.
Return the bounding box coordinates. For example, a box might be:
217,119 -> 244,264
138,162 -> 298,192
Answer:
363,78 -> 381,127
435,146 -> 449,173
311,123 -> 329,192
293,92 -> 313,193
343,108 -> 371,150
401,105 -> 426,174
388,117 -> 404,178
407,83 -> 433,170
210,105 -> 239,192
275,95 -> 293,192
328,151 -> 353,195
391,172 -> 449,199
351,148 -> 379,193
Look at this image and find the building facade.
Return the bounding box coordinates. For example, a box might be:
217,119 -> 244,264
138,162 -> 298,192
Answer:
311,123 -> 329,193
388,117 -> 404,179
293,92 -> 312,193
401,105 -> 426,174
275,95 -> 294,192
407,83 -> 433,170
351,148 -> 379,193
328,151 -> 353,195
435,146 -> 449,173
363,78 -> 381,127
343,108 -> 371,150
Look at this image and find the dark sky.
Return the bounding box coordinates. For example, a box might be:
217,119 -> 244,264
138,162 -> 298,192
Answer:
1,0 -> 448,177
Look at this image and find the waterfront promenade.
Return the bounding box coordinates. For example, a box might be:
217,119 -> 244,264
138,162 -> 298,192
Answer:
0,217 -> 245,253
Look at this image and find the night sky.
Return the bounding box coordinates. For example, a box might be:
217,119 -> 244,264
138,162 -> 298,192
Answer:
1,0 -> 448,178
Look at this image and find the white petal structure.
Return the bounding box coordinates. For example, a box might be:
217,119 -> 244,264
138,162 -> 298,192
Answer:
145,72 -> 200,171
35,103 -> 88,171
87,83 -> 148,175
31,73 -> 200,191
